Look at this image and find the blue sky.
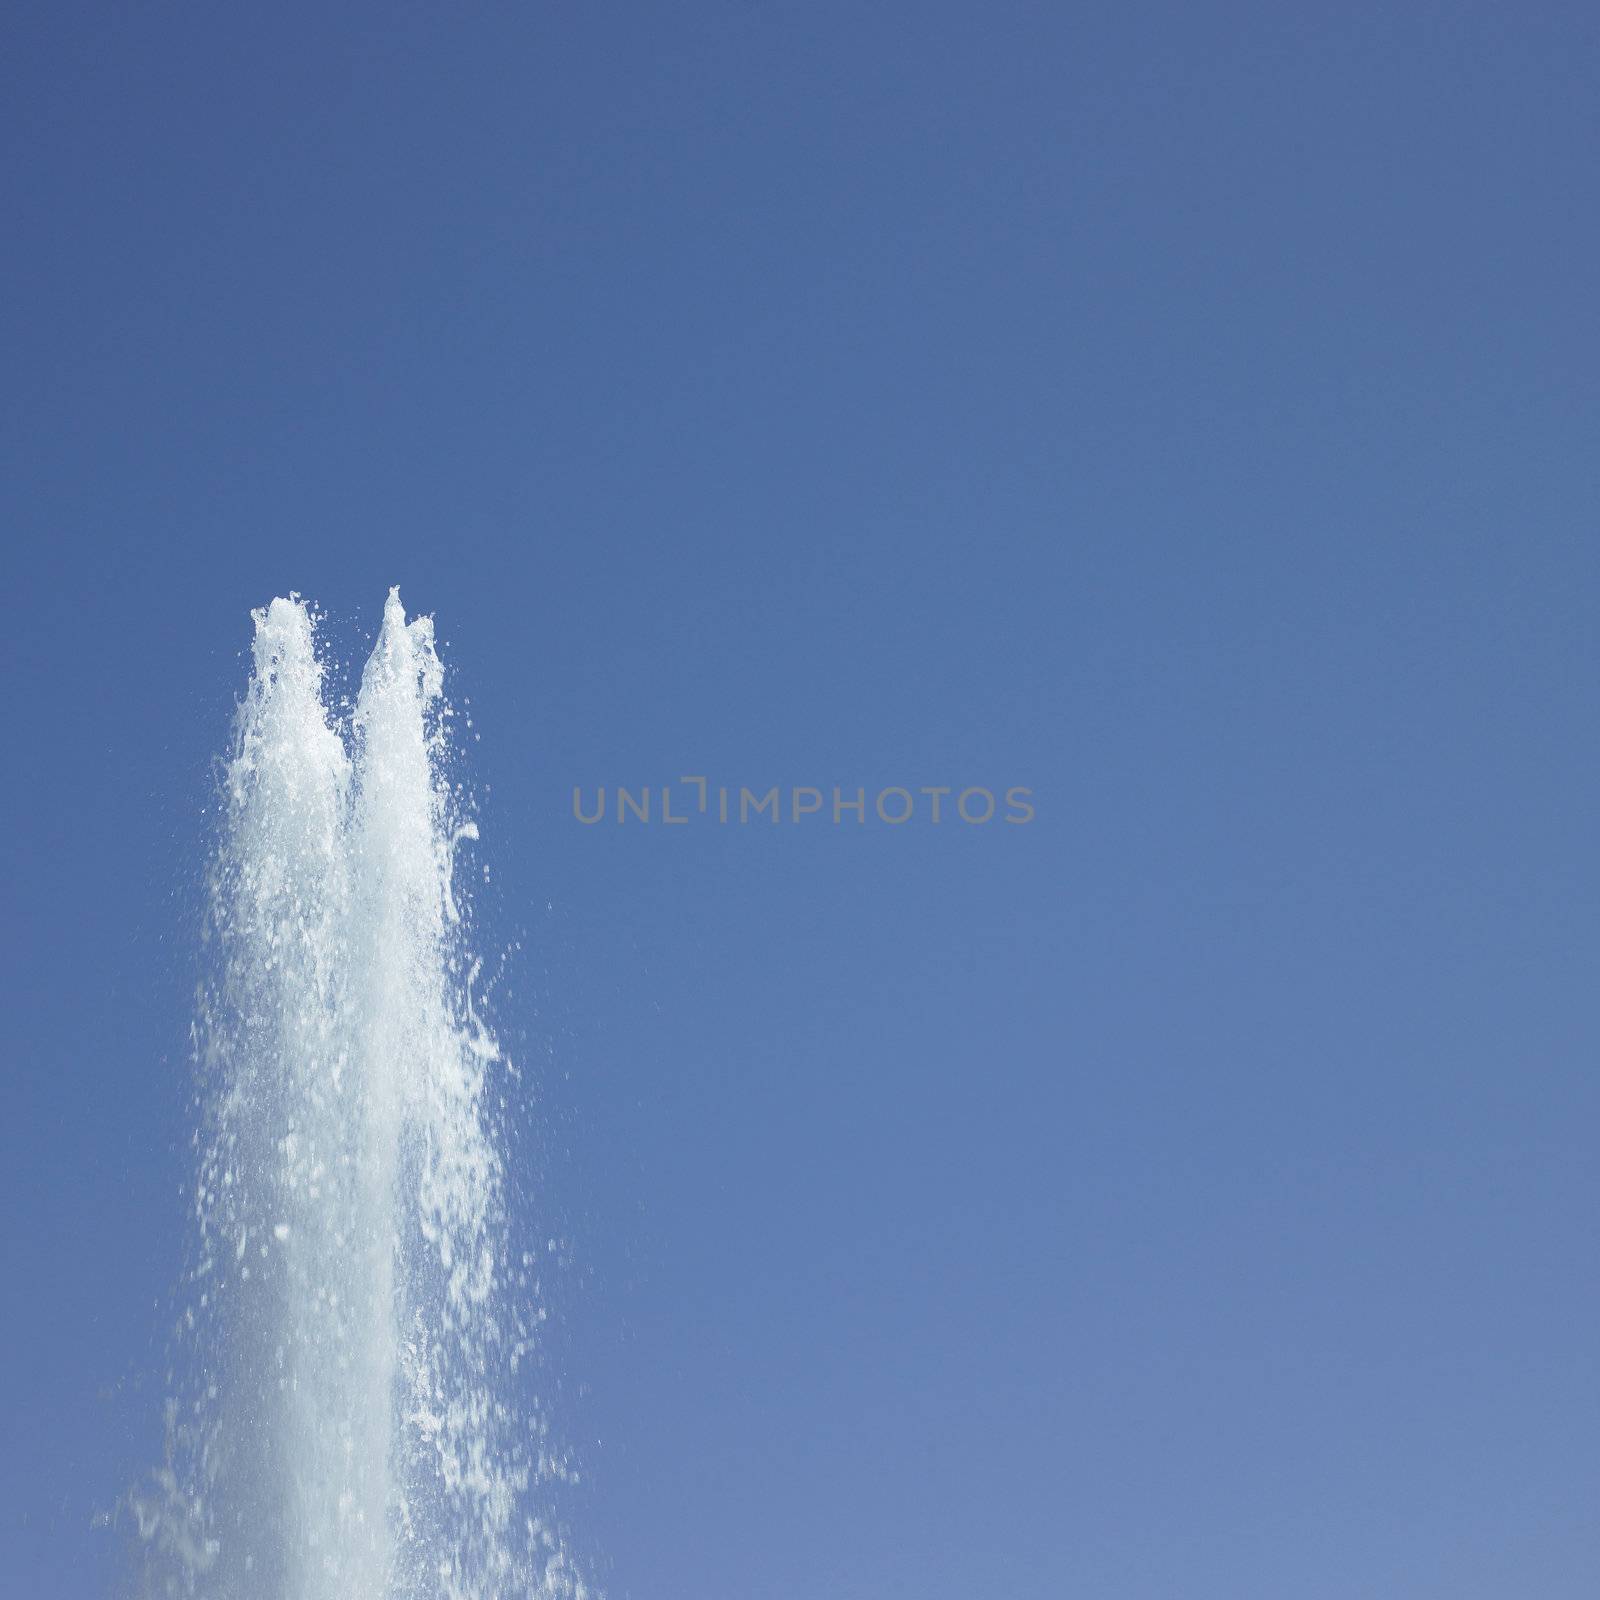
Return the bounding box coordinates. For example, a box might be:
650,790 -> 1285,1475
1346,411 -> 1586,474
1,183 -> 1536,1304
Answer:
2,3 -> 1597,1596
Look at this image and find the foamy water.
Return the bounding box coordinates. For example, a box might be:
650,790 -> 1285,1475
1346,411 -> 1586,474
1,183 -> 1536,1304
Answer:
136,591 -> 582,1598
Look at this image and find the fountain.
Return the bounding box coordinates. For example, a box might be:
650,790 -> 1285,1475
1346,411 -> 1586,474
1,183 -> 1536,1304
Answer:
134,591 -> 581,1598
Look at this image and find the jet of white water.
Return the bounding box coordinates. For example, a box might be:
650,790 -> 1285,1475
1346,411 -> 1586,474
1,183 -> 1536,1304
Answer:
135,591 -> 584,1599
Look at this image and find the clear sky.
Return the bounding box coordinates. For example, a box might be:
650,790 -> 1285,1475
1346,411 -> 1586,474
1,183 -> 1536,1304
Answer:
2,3 -> 1596,1597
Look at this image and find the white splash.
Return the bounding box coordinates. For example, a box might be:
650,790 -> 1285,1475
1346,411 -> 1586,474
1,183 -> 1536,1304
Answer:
137,591 -> 584,1599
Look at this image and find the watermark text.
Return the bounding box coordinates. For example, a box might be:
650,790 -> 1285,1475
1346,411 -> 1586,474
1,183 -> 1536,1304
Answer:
571,779 -> 1035,826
